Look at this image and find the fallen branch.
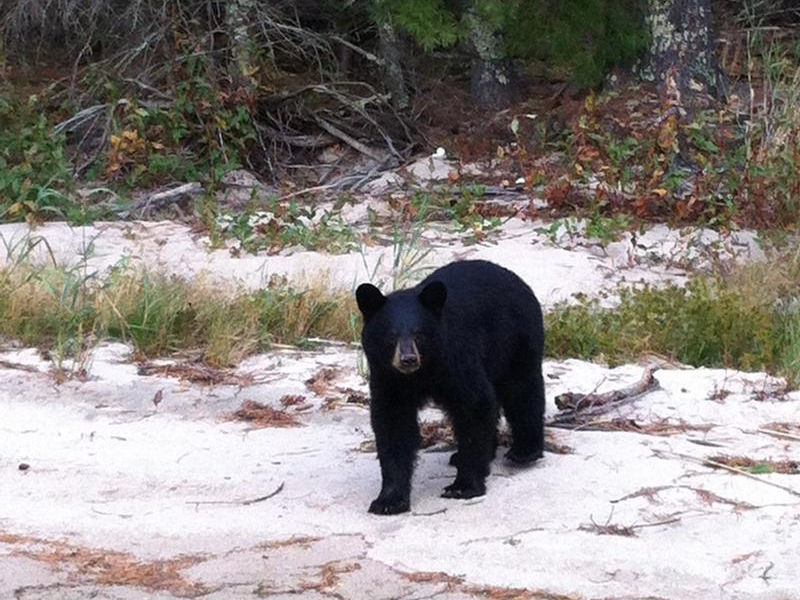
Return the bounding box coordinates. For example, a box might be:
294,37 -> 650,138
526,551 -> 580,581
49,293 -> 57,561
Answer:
242,483 -> 286,505
704,457 -> 800,497
610,484 -> 755,509
277,171 -> 377,200
580,507 -> 681,537
54,103 -> 110,134
75,101 -> 118,175
54,98 -> 171,134
258,123 -> 337,149
654,449 -> 800,499
451,185 -> 528,198
0,360 -> 40,373
313,116 -> 387,162
549,365 -> 659,428
758,428 -> 800,443
555,417 -> 709,436
186,482 -> 285,507
630,516 -> 683,529
121,182 -> 204,218
329,35 -> 385,65
277,182 -> 348,202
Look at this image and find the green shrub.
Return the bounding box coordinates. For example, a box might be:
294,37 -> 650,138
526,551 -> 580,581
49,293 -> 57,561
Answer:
0,93 -> 74,221
546,271 -> 800,386
106,64 -> 258,190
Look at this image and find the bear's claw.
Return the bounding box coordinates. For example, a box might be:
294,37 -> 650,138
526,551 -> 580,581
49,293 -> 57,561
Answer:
441,480 -> 486,499
368,497 -> 410,515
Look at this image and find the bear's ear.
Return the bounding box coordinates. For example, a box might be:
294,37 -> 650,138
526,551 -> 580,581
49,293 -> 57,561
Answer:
419,280 -> 447,315
356,283 -> 386,319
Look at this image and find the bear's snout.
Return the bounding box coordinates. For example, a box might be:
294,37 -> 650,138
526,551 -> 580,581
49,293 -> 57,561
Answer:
392,337 -> 421,374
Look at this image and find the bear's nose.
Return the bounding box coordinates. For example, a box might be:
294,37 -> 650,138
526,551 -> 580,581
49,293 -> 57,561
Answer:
400,354 -> 419,368
393,338 -> 421,373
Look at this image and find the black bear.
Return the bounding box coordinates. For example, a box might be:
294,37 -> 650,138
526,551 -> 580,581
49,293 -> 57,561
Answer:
356,259 -> 545,514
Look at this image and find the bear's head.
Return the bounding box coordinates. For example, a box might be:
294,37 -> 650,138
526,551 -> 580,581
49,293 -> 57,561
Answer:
356,280 -> 447,375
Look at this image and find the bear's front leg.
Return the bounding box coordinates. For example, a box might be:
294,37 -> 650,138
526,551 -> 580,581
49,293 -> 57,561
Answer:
442,392 -> 498,500
369,394 -> 420,515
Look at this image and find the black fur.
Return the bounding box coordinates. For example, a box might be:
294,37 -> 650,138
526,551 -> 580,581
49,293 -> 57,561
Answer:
356,260 -> 545,515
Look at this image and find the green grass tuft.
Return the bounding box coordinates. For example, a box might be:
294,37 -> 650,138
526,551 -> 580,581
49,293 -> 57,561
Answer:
546,254 -> 800,386
0,264 -> 358,368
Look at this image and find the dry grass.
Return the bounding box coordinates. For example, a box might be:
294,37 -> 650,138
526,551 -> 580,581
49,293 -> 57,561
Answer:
227,399 -> 302,428
402,571 -> 577,600
0,262 -> 358,368
137,361 -> 252,385
257,536 -> 321,550
1,530 -> 207,597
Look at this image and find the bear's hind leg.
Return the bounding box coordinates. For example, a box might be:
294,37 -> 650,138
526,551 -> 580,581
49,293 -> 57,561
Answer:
498,355 -> 545,465
442,383 -> 498,499
449,434 -> 498,468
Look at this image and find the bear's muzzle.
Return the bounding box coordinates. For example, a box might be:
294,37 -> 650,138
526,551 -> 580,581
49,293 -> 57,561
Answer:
392,337 -> 421,374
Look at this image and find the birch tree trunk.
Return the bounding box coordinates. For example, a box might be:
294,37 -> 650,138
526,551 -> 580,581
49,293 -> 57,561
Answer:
226,0 -> 256,94
464,6 -> 516,110
642,0 -> 718,98
642,0 -> 720,193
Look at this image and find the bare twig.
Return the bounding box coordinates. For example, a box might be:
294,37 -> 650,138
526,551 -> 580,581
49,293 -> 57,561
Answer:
75,100 -> 120,175
54,103 -> 111,134
655,449 -> 800,499
258,123 -> 337,149
186,482 -> 285,507
329,34 -> 384,65
704,457 -> 800,497
242,483 -> 286,505
277,171 -> 374,200
757,428 -> 800,442
121,78 -> 175,101
0,360 -> 40,373
277,182 -> 346,201
630,516 -> 683,529
314,116 -> 387,162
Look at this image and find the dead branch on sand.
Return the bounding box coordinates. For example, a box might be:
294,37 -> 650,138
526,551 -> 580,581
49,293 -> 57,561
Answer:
549,365 -> 659,429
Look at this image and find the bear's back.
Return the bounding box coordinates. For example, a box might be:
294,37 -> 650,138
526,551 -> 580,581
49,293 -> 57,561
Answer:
417,260 -> 543,376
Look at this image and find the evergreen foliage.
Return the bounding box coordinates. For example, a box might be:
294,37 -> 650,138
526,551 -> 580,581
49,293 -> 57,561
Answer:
374,0 -> 649,86
506,0 -> 650,86
372,0 -> 459,50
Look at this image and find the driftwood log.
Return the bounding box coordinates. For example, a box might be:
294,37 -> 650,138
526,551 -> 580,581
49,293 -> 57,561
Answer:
549,365 -> 659,429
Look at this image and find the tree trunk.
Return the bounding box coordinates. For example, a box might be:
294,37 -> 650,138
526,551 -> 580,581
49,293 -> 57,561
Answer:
378,19 -> 410,111
641,0 -> 719,195
642,0 -> 718,98
464,7 -> 516,110
226,0 -> 257,94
